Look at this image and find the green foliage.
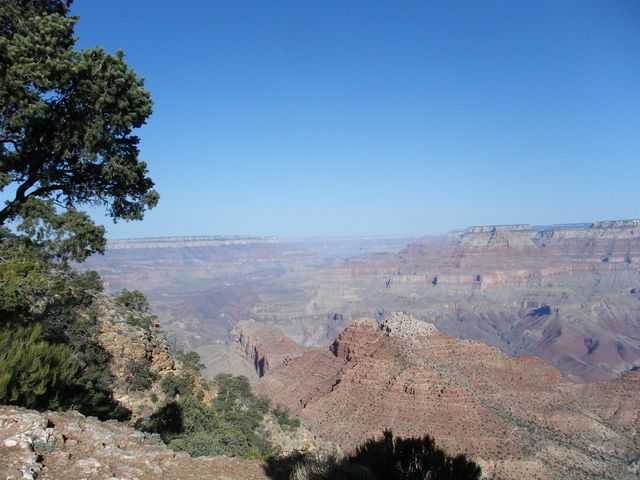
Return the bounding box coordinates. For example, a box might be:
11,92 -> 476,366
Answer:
0,235 -> 70,322
0,323 -> 77,407
255,395 -> 272,414
124,311 -> 154,330
125,358 -> 155,392
273,404 -> 301,430
160,372 -> 193,398
0,237 -> 129,419
71,269 -> 104,293
114,288 -> 157,330
115,289 -> 150,313
15,198 -> 107,262
141,401 -> 183,438
179,351 -> 204,373
0,0 -> 158,261
213,373 -> 253,407
113,289 -> 157,330
139,374 -> 277,460
0,230 -> 102,328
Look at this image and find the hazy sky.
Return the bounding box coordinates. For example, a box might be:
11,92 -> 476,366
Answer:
71,0 -> 640,238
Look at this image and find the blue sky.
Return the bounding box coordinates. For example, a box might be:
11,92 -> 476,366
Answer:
70,0 -> 640,238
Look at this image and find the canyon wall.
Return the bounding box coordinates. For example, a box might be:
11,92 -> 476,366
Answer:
82,220 -> 640,383
250,220 -> 640,382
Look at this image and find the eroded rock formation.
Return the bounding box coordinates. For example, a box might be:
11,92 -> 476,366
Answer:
237,321 -> 306,377
94,296 -> 178,418
82,220 -> 640,382
275,220 -> 640,382
257,313 -> 640,480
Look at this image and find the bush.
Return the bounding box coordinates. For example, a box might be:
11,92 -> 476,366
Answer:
125,358 -> 156,391
124,311 -> 154,330
0,323 -> 78,408
139,374 -> 277,459
272,430 -> 481,480
140,401 -> 184,438
255,395 -> 272,414
115,289 -> 151,313
161,372 -> 193,398
72,270 -> 104,294
180,351 -> 204,373
114,289 -> 157,330
169,430 -> 224,457
273,404 -> 301,430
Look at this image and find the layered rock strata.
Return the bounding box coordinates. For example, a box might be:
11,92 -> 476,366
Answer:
82,220 -> 640,382
257,313 -> 640,480
237,321 -> 306,377
273,220 -> 640,381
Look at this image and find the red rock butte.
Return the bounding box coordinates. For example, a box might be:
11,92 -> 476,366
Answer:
257,313 -> 640,480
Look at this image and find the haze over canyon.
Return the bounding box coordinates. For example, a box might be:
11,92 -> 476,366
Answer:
84,219 -> 640,384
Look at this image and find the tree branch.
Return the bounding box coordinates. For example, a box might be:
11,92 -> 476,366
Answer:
0,181 -> 64,226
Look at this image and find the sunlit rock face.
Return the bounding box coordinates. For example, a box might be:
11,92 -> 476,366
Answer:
257,313 -> 640,480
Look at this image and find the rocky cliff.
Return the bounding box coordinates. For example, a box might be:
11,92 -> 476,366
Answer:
93,296 -> 178,418
236,321 -> 306,377
107,236 -> 279,250
257,313 -> 640,480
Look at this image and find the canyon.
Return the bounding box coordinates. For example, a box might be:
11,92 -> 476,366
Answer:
40,219 -> 640,479
83,219 -> 640,382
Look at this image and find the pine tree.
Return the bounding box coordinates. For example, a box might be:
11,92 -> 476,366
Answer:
0,323 -> 77,407
0,0 -> 158,261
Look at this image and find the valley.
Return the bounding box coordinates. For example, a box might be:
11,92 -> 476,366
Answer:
84,219 -> 640,383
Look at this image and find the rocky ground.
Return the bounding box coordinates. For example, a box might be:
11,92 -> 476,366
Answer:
0,406 -> 271,480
